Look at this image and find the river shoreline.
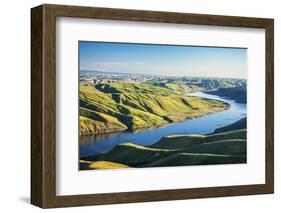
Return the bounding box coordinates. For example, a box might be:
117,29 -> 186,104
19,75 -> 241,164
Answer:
80,96 -> 230,137
79,92 -> 246,158
80,104 -> 229,138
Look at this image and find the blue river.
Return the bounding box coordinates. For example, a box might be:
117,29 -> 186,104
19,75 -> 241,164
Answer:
79,92 -> 246,157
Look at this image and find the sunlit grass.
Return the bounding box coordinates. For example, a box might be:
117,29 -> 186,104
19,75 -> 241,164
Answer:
79,82 -> 229,135
80,160 -> 130,170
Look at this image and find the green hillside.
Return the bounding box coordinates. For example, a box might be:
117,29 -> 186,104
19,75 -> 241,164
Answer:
214,117 -> 246,133
146,77 -> 246,92
187,79 -> 246,91
80,82 -> 229,135
148,82 -> 201,94
80,118 -> 247,170
207,86 -> 247,103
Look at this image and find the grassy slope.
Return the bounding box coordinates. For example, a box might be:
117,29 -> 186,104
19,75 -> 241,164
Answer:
81,118 -> 247,170
196,79 -> 245,91
214,117 -> 246,133
147,78 -> 246,92
80,82 -> 229,135
80,160 -> 130,170
148,82 -> 201,94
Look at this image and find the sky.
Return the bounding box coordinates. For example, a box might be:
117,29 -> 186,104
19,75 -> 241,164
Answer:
79,41 -> 247,79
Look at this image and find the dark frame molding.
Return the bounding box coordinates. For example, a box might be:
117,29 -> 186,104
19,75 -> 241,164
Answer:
31,4 -> 274,208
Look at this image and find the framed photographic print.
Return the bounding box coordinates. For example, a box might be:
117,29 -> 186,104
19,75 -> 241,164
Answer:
31,4 -> 274,208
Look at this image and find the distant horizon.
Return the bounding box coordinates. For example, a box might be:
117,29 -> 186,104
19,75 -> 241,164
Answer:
80,69 -> 247,80
79,41 -> 247,79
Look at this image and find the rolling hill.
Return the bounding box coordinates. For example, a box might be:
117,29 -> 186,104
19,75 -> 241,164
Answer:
206,86 -> 247,103
80,82 -> 229,135
214,117 -> 246,133
146,77 -> 246,92
80,117 -> 247,170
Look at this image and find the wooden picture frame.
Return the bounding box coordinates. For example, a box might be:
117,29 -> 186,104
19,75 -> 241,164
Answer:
31,4 -> 274,208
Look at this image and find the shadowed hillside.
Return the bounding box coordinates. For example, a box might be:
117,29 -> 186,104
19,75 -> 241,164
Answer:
206,86 -> 247,103
214,117 -> 246,133
80,118 -> 247,170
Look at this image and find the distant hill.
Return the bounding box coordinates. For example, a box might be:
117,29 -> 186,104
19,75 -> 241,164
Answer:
80,82 -> 229,135
146,77 -> 246,94
148,82 -> 201,94
214,117 -> 246,133
185,78 -> 246,92
80,118 -> 247,170
206,87 -> 247,103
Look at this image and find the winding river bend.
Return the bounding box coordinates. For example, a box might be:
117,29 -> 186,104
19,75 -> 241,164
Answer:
80,92 -> 246,158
